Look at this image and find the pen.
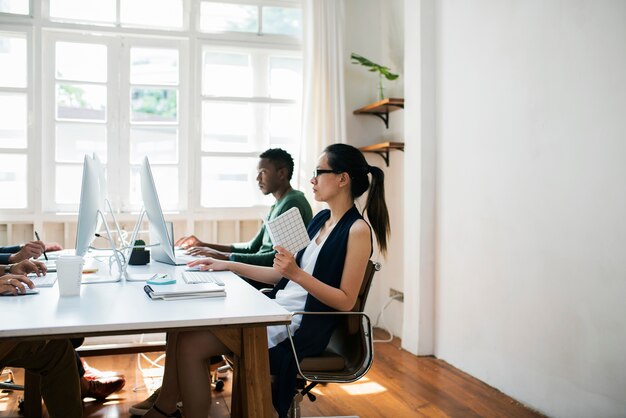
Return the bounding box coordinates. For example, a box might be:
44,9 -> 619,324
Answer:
35,231 -> 48,261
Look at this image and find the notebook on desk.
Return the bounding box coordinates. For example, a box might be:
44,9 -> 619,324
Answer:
144,283 -> 226,300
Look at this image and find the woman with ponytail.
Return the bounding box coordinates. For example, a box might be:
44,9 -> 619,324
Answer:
141,143 -> 390,418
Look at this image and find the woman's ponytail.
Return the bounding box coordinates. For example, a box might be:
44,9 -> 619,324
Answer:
364,165 -> 390,255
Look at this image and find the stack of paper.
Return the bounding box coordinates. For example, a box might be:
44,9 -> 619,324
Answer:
144,283 -> 226,300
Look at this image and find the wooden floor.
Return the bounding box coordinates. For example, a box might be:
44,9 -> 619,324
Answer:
0,330 -> 545,418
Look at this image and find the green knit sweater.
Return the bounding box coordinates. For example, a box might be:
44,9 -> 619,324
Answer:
230,189 -> 312,266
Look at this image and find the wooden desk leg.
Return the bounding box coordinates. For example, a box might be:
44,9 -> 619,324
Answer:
231,326 -> 273,418
23,371 -> 42,418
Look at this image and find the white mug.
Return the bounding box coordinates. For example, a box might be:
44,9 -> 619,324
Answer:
56,255 -> 84,297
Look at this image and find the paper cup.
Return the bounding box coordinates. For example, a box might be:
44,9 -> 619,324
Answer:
56,255 -> 84,297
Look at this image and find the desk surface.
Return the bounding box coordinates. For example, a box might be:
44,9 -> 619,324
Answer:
0,258 -> 291,340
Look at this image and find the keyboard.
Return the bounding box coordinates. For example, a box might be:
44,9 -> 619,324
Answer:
27,273 -> 58,288
182,271 -> 225,286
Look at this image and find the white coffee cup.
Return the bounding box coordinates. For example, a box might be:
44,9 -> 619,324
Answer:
56,255 -> 84,297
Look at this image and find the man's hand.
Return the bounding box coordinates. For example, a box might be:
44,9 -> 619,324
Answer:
45,242 -> 63,252
8,240 -> 46,263
0,274 -> 35,295
186,247 -> 230,260
175,235 -> 206,249
11,259 -> 47,277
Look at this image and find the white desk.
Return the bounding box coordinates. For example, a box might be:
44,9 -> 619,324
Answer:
1,259 -> 291,418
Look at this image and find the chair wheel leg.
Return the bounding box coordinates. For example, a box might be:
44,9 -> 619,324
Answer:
213,379 -> 225,392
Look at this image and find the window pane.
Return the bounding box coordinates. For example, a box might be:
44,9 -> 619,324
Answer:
262,6 -> 301,36
131,88 -> 178,122
202,101 -> 256,152
56,84 -> 107,121
121,0 -> 183,29
55,123 -> 107,163
56,42 -> 107,82
50,0 -> 116,23
0,93 -> 27,148
269,56 -> 301,99
0,0 -> 29,14
0,34 -> 27,88
0,154 -> 27,208
201,156 -> 258,207
55,164 -> 82,205
131,48 -> 179,85
130,126 -> 178,164
269,104 -> 298,145
200,2 -> 258,33
202,51 -> 251,97
130,165 -> 178,210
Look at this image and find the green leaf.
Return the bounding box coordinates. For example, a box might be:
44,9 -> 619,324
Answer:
350,52 -> 399,81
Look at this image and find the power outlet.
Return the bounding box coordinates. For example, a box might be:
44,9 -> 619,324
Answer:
389,288 -> 404,302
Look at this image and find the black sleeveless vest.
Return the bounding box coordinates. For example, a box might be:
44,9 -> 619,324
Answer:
268,205 -> 372,416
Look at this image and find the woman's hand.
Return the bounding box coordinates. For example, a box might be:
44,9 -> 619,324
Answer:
187,257 -> 229,271
0,274 -> 35,295
11,259 -> 47,276
272,246 -> 301,280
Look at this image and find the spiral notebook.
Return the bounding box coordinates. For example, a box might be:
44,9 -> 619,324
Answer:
143,283 -> 226,300
265,207 -> 310,255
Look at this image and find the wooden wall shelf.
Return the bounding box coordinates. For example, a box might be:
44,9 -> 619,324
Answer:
359,141 -> 404,166
353,98 -> 404,128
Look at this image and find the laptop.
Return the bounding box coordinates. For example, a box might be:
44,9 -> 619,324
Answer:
150,221 -> 197,265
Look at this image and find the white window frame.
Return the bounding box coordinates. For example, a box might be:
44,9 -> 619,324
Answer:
0,0 -> 301,227
0,25 -> 35,214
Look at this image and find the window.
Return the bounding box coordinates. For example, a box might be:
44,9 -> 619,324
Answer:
49,0 -> 184,29
0,31 -> 29,209
3,0 -> 301,217
0,0 -> 29,15
199,46 -> 302,207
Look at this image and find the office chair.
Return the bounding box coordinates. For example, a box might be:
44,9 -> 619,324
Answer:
285,260 -> 380,418
0,368 -> 23,391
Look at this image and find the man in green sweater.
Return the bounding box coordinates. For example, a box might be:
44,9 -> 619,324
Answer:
176,148 -> 312,267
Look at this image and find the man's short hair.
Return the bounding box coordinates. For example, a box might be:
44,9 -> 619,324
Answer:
259,148 -> 294,180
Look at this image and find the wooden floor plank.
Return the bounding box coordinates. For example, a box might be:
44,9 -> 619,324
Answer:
0,330 -> 545,418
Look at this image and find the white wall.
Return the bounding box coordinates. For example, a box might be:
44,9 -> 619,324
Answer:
433,1 -> 626,417
343,0 -> 406,339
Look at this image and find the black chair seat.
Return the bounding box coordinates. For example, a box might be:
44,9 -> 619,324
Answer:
299,351 -> 345,372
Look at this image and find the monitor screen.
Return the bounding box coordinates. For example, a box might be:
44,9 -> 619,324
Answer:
140,156 -> 177,264
75,155 -> 101,256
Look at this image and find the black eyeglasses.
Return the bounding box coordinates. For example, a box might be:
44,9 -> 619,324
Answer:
312,168 -> 342,178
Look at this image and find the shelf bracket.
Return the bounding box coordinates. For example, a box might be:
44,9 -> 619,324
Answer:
374,112 -> 390,129
370,148 -> 403,167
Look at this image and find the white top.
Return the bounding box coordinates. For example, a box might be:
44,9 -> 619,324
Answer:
267,230 -> 326,348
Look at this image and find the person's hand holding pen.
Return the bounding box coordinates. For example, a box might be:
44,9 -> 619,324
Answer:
7,240 -> 46,263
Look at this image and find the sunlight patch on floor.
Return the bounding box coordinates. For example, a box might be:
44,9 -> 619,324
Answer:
338,377 -> 387,396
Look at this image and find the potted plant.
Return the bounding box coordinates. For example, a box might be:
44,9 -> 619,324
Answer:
351,52 -> 399,101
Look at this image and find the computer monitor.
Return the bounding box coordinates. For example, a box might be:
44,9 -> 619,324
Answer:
140,156 -> 182,265
75,155 -> 102,256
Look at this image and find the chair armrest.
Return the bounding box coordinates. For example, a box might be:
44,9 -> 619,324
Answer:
284,311 -> 373,383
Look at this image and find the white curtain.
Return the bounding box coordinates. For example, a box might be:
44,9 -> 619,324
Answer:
297,0 -> 346,198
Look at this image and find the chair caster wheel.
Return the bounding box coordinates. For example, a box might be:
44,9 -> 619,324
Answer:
213,379 -> 225,392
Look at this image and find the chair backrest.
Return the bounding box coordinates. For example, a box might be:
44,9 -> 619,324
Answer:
299,260 -> 379,382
